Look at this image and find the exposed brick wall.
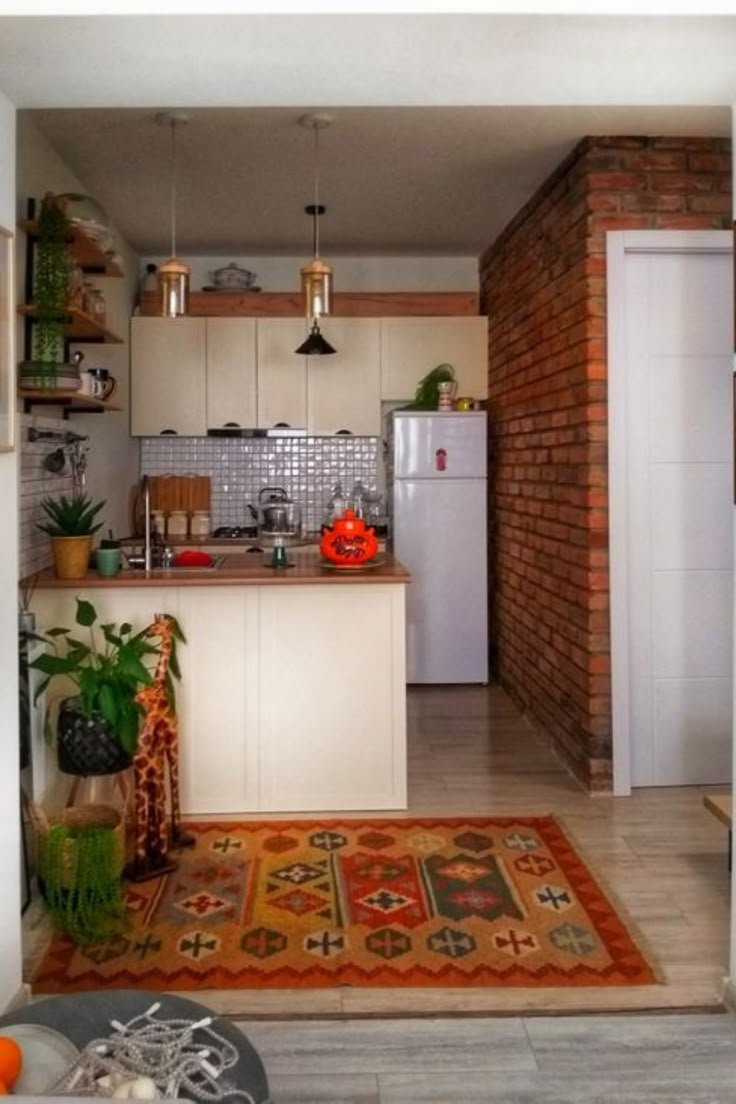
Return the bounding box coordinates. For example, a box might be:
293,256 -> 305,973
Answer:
479,135 -> 732,792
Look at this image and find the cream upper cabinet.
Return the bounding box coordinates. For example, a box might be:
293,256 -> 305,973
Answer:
206,318 -> 257,430
380,316 -> 488,401
307,318 -> 382,436
130,317 -> 207,436
256,319 -> 308,429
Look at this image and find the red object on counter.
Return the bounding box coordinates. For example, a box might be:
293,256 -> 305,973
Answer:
172,550 -> 213,567
320,509 -> 378,565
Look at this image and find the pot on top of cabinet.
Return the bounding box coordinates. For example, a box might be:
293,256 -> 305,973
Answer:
208,263 -> 257,291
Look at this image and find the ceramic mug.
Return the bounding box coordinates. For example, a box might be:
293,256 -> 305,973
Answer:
96,547 -> 122,577
88,368 -> 116,400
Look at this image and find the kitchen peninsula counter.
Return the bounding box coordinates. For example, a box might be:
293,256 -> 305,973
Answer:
31,548 -> 410,588
30,551 -> 408,815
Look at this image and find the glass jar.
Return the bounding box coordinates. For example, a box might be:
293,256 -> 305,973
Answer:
151,510 -> 166,537
167,510 -> 188,537
190,510 -> 210,537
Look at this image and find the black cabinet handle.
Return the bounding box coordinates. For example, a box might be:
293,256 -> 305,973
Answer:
336,428 -> 353,435
159,429 -> 178,435
224,421 -> 241,428
273,422 -> 290,428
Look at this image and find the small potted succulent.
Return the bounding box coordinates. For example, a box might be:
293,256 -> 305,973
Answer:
30,597 -> 183,777
37,492 -> 105,579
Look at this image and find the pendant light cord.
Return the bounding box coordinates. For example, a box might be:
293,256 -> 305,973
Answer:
312,124 -> 320,258
170,118 -> 178,259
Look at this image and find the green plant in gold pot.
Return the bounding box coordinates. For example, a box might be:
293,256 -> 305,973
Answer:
37,492 -> 105,579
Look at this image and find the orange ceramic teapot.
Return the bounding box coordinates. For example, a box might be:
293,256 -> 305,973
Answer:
320,509 -> 378,565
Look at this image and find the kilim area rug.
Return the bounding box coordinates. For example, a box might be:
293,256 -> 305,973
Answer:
33,817 -> 658,993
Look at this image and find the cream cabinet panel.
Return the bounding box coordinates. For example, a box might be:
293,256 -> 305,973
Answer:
307,318 -> 382,436
256,319 -> 308,429
131,317 -> 207,436
258,584 -> 407,811
176,588 -> 259,814
380,316 -> 488,401
206,318 -> 257,430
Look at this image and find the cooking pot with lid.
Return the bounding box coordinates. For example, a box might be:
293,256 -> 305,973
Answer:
210,262 -> 257,290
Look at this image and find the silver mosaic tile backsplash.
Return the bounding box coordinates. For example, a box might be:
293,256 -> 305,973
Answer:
140,436 -> 381,533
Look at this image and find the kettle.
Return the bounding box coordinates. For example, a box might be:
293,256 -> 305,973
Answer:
258,486 -> 301,535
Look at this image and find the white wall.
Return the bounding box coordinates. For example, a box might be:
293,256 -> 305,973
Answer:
17,115 -> 140,544
0,88 -> 23,1010
143,254 -> 479,294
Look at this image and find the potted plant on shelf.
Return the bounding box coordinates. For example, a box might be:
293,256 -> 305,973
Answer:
29,597 -> 183,777
37,492 -> 105,580
22,193 -> 73,391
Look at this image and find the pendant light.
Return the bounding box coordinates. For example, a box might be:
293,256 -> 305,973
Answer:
156,112 -> 190,318
295,112 -> 336,356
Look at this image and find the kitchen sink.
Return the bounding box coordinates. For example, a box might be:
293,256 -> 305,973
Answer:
123,554 -> 225,572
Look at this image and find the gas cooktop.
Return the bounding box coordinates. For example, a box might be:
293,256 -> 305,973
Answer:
211,525 -> 258,539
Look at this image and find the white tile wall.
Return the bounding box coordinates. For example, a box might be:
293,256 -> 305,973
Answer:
140,435 -> 381,533
19,413 -> 77,578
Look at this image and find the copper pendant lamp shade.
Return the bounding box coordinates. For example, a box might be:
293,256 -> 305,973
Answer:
156,112 -> 190,318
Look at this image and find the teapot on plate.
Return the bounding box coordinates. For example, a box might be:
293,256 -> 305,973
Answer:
320,509 -> 378,565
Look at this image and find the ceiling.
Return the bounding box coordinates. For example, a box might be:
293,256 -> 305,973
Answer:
6,12 -> 736,257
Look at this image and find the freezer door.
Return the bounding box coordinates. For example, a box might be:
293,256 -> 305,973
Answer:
392,412 -> 487,479
394,477 -> 488,683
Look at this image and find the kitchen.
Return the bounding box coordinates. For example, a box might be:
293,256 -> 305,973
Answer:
18,109 -> 495,820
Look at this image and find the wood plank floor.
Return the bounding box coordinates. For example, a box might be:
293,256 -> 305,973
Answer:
23,684 -> 732,1018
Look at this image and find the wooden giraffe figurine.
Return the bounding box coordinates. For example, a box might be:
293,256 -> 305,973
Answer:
127,613 -> 194,882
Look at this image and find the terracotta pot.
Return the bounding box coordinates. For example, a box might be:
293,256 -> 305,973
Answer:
51,535 -> 92,579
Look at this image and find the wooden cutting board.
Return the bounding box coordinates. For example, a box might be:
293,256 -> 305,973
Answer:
148,475 -> 210,513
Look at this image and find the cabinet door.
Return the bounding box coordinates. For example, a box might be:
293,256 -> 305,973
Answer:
176,588 -> 259,814
307,318 -> 382,436
131,317 -> 206,436
206,318 -> 257,429
256,319 -> 308,429
380,317 -> 488,401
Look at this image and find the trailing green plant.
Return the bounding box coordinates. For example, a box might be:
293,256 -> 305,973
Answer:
41,822 -> 125,944
37,492 -> 105,537
403,362 -> 456,410
32,195 -> 72,369
29,597 -> 183,755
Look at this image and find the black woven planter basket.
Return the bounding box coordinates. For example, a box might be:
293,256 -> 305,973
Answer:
57,699 -> 133,777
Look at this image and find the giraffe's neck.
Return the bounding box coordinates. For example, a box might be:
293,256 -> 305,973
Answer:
153,625 -> 172,687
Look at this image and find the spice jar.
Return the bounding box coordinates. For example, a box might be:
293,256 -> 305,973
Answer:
167,510 -> 188,537
190,510 -> 210,537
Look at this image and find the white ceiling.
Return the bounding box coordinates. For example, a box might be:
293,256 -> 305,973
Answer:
4,12 -> 736,256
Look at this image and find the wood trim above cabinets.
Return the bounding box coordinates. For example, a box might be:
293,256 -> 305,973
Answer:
139,290 -> 479,318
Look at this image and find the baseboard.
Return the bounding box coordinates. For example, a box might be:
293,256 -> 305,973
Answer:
720,976 -> 735,1012
3,982 -> 30,1013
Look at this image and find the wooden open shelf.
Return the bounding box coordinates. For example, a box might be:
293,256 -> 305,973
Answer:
18,305 -> 124,344
139,290 -> 479,318
18,388 -> 122,417
20,219 -> 123,277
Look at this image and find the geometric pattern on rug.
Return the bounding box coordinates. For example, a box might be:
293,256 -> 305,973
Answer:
32,816 -> 659,992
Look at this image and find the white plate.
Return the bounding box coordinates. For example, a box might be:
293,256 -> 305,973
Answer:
0,1022 -> 79,1093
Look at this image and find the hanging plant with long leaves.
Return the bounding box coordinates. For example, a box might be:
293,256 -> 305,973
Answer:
33,194 -> 72,371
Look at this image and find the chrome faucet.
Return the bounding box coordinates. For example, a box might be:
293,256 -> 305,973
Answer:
142,474 -> 152,571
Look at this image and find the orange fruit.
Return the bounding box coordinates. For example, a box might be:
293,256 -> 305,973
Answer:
0,1037 -> 22,1088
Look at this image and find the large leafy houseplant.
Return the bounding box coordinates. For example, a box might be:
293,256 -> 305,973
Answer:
30,598 -> 184,773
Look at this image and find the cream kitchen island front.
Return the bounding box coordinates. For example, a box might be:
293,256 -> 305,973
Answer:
30,550 -> 409,814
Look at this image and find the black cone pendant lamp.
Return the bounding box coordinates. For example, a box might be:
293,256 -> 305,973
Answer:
295,113 -> 336,356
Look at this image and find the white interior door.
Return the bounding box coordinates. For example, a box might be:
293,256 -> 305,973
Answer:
609,231 -> 733,791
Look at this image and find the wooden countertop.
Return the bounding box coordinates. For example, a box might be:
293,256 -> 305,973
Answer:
31,548 -> 410,588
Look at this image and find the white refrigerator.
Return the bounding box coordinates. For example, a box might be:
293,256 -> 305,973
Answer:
389,411 -> 488,683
